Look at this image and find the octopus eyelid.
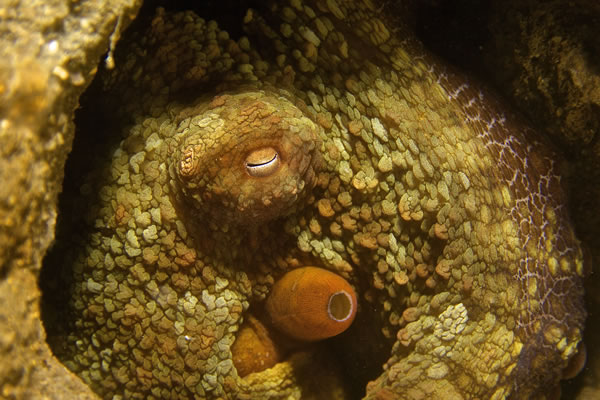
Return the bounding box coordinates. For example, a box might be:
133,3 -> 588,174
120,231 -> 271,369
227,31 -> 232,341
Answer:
246,152 -> 277,167
327,290 -> 354,322
245,147 -> 281,177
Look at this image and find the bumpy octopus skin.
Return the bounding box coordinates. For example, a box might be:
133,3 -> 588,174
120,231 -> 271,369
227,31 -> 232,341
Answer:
53,1 -> 586,399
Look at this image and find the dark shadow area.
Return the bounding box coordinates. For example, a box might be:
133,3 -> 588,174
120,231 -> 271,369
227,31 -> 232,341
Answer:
413,0 -> 493,79
135,0 -> 266,39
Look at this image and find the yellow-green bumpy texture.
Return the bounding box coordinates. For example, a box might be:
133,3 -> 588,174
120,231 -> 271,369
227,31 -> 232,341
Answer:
54,0 -> 586,399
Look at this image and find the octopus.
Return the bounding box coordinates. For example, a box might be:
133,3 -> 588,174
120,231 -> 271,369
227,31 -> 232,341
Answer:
45,0 -> 587,399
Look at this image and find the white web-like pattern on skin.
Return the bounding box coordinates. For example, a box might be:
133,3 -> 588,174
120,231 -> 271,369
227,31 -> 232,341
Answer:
427,65 -> 585,394
433,63 -> 582,337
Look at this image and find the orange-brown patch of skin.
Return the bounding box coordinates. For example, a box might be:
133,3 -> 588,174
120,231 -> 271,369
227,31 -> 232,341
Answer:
231,315 -> 283,377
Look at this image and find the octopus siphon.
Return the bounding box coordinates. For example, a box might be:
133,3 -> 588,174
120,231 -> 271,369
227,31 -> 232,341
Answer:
45,0 -> 587,399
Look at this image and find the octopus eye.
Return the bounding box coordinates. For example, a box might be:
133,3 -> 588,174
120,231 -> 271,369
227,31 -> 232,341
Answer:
245,147 -> 280,177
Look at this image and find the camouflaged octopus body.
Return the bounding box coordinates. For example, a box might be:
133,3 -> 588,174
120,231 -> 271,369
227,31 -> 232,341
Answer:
57,1 -> 585,399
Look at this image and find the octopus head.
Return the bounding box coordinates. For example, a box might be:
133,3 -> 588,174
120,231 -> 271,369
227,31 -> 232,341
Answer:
171,90 -> 323,228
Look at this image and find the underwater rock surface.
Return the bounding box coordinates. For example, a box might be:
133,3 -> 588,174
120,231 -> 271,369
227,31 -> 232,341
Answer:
37,0 -> 589,399
0,0 -> 141,398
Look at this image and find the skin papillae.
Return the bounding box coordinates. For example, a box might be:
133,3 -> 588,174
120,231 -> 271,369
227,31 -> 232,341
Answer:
50,0 -> 586,399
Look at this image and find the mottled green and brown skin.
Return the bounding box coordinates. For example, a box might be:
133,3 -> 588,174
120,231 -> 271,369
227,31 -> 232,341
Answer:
52,1 -> 586,399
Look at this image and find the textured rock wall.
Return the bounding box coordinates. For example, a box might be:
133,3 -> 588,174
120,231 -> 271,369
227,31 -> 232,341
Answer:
0,1 -> 140,398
